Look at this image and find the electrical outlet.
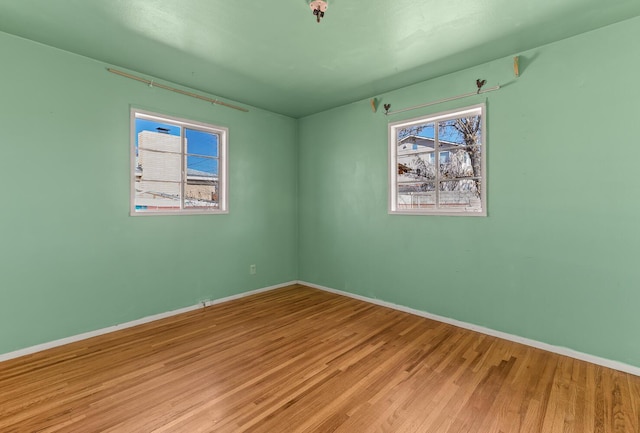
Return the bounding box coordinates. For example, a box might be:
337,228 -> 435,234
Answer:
249,264 -> 256,275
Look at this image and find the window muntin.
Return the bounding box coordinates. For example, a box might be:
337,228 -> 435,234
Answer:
388,104 -> 485,216
131,109 -> 228,215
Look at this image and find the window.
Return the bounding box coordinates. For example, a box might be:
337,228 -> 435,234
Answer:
388,104 -> 485,216
131,109 -> 228,215
439,151 -> 450,163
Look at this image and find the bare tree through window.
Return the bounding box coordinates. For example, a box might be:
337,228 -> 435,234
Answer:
389,104 -> 485,215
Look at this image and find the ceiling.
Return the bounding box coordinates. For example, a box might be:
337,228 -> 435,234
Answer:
1,1 -> 640,118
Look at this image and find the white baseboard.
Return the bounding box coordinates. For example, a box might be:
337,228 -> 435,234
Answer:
5,280 -> 638,377
298,280 -> 640,377
200,281 -> 296,307
0,281 -> 297,363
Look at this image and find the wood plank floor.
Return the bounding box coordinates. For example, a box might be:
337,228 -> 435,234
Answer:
1,284 -> 639,432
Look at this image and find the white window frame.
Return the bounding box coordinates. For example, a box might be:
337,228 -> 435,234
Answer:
130,108 -> 228,216
388,103 -> 486,216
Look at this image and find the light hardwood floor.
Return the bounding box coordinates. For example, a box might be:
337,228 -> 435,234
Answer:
1,284 -> 639,432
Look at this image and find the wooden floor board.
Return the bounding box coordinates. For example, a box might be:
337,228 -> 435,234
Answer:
1,284 -> 639,432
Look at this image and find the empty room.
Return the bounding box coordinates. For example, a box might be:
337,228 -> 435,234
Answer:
1,1 -> 639,432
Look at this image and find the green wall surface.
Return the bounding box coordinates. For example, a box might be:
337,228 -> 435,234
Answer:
0,32 -> 298,355
298,17 -> 640,367
2,17 -> 640,369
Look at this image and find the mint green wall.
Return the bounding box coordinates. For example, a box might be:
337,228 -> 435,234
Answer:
298,17 -> 640,367
2,17 -> 639,368
0,32 -> 298,354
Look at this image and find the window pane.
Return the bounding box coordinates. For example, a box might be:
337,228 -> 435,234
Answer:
187,156 -> 218,177
438,180 -> 482,212
134,180 -> 181,210
397,121 -> 436,186
438,115 -> 482,182
185,129 -> 219,209
397,123 -> 436,179
186,156 -> 218,209
135,119 -> 182,210
185,182 -> 218,209
186,128 -> 218,157
397,182 -> 436,209
397,122 -> 435,143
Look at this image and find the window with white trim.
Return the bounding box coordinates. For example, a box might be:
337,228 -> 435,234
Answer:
389,104 -> 486,216
131,109 -> 228,215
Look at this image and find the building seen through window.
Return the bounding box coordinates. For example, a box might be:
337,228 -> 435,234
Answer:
131,110 -> 228,215
388,104 -> 485,216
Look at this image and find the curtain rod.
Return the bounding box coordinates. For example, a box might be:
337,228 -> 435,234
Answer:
107,68 -> 249,113
385,85 -> 500,116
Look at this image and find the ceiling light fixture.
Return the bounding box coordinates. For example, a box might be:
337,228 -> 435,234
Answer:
309,0 -> 328,23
